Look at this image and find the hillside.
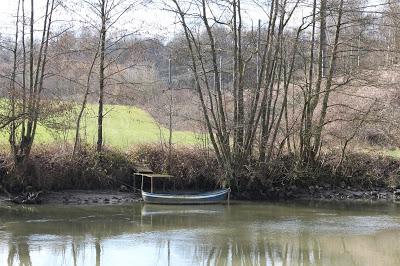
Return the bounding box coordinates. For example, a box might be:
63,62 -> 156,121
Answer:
0,103 -> 202,149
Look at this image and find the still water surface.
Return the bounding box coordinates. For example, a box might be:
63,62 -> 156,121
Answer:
0,201 -> 400,266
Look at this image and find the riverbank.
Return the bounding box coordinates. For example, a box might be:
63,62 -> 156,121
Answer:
1,187 -> 400,205
0,190 -> 141,205
248,185 -> 400,201
1,145 -> 400,203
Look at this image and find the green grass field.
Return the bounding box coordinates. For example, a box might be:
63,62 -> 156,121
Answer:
379,149 -> 400,159
0,103 -> 202,149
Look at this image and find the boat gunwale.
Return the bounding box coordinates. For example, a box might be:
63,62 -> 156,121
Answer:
142,188 -> 230,200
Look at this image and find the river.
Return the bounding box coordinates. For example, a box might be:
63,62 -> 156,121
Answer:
1,201 -> 400,265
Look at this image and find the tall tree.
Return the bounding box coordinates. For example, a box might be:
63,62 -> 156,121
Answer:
77,0 -> 139,152
97,0 -> 107,152
7,0 -> 57,164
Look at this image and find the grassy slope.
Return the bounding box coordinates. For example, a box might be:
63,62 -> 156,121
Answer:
0,103 -> 201,149
380,149 -> 400,159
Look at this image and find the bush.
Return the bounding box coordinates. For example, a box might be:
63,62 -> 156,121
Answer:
1,145 -> 137,192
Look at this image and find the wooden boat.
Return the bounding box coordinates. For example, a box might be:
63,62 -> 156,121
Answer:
142,188 -> 231,205
138,173 -> 230,205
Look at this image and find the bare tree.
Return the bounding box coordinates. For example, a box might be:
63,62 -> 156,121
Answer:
73,45 -> 100,154
6,0 -> 58,165
75,0 -> 141,152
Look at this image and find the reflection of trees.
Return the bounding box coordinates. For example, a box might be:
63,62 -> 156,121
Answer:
2,203 -> 400,266
18,239 -> 32,266
7,237 -> 32,266
70,238 -> 88,266
7,240 -> 17,266
71,241 -> 77,266
184,232 -> 325,266
95,238 -> 101,266
183,229 -> 400,266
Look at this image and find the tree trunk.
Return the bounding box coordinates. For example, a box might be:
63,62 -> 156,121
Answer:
74,47 -> 99,155
313,0 -> 345,158
97,0 -> 106,153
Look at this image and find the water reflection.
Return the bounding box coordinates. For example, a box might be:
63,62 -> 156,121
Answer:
0,201 -> 400,265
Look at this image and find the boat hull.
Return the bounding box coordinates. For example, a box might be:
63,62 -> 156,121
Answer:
142,188 -> 231,205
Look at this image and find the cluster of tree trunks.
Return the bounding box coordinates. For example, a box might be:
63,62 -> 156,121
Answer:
8,0 -> 56,165
170,0 -> 353,185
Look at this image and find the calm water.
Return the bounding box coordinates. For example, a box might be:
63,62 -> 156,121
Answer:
1,201 -> 400,266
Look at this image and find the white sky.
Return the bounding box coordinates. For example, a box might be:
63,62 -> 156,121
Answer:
0,0 -> 288,37
0,0 -> 386,40
0,0 -> 180,39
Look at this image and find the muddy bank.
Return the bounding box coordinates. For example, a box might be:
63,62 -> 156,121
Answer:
236,185 -> 400,202
0,190 -> 141,205
2,187 -> 400,205
298,186 -> 400,201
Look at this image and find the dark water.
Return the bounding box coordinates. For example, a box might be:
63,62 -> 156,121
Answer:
1,201 -> 400,266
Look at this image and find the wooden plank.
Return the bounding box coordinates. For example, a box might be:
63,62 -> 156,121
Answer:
132,163 -> 154,174
140,174 -> 174,179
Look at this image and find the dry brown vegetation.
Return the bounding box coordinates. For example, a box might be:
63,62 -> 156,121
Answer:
1,144 -> 399,199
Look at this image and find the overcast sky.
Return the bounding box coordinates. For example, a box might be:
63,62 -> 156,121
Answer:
0,0 -> 181,39
0,0 -> 290,38
0,0 -> 385,40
